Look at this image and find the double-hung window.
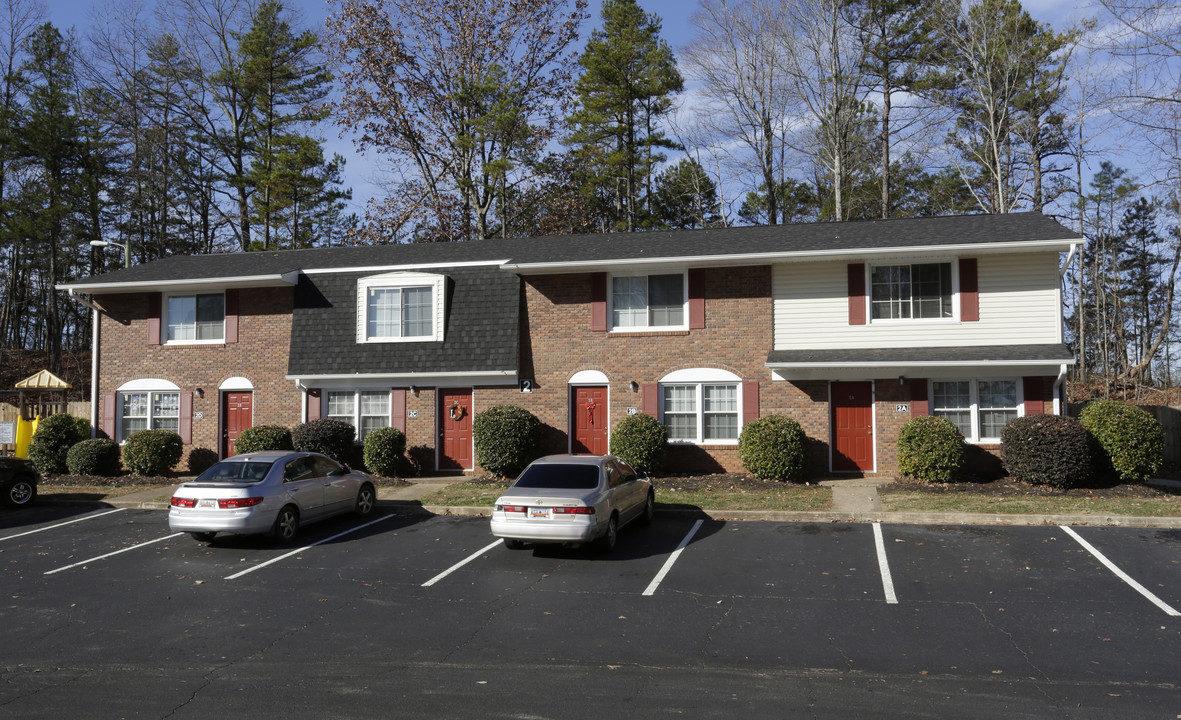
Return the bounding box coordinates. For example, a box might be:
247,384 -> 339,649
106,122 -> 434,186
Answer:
661,382 -> 740,444
612,272 -> 686,330
870,263 -> 952,320
326,390 -> 389,441
120,391 -> 180,439
357,272 -> 445,343
165,293 -> 224,342
931,379 -> 1019,442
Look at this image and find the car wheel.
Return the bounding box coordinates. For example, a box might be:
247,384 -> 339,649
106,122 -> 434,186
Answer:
640,490 -> 655,525
503,538 -> 527,550
3,477 -> 36,508
596,513 -> 618,552
272,506 -> 300,543
354,483 -> 376,516
190,531 -> 217,543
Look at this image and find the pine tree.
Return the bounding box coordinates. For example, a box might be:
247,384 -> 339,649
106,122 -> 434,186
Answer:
651,158 -> 720,229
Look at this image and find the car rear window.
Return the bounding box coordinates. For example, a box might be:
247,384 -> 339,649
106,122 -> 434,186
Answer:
513,464 -> 600,490
195,461 -> 273,483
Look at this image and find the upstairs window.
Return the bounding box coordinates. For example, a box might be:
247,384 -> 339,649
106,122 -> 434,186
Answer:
612,272 -> 686,330
165,293 -> 224,342
870,263 -> 952,320
357,272 -> 446,343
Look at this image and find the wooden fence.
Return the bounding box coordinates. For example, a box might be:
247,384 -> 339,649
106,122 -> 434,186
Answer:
1142,406 -> 1181,467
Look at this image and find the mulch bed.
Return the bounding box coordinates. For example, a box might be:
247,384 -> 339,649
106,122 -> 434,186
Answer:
880,475 -> 1177,499
41,473 -> 410,488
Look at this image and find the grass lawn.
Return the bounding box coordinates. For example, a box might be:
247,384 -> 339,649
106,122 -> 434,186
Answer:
418,481 -> 832,512
881,492 -> 1181,517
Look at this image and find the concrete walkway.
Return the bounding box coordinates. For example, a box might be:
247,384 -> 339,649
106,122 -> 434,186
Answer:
821,478 -> 892,513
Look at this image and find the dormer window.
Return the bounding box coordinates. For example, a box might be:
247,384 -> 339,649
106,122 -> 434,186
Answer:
357,272 -> 446,343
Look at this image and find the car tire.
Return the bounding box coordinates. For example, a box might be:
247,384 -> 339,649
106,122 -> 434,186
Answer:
354,483 -> 376,516
272,505 -> 300,543
503,538 -> 527,550
190,531 -> 217,543
2,477 -> 36,508
596,513 -> 618,552
640,490 -> 655,525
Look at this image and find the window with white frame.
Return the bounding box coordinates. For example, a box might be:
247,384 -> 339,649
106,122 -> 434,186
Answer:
165,293 -> 224,342
612,272 -> 686,330
357,272 -> 445,343
120,391 -> 180,439
931,379 -> 1019,442
659,369 -> 742,444
326,390 -> 389,441
870,262 -> 952,320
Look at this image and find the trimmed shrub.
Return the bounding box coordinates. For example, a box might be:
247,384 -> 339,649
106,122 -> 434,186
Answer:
186,448 -> 219,474
292,418 -> 356,464
609,413 -> 668,474
1000,414 -> 1094,489
66,438 -> 121,476
29,413 -> 91,474
473,405 -> 542,477
233,425 -> 294,455
738,415 -> 808,481
121,429 -> 184,476
363,426 -> 408,477
897,415 -> 966,483
1079,400 -> 1164,483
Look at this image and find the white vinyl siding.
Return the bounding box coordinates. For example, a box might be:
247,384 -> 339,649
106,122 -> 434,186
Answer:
772,253 -> 1063,350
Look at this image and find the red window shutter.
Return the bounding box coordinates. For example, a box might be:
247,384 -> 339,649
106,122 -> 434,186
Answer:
391,388 -> 407,433
590,272 -> 607,331
179,392 -> 193,444
307,389 -> 321,420
960,258 -> 979,322
641,383 -> 658,416
908,379 -> 929,417
224,289 -> 239,344
847,264 -> 866,325
147,292 -> 162,345
688,269 -> 705,329
742,382 -> 759,424
102,392 -> 117,440
1023,376 -> 1044,415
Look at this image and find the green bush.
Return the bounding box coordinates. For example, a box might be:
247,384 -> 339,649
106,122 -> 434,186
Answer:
1000,414 -> 1094,489
121,429 -> 184,476
363,426 -> 408,477
186,448 -> 219,474
897,415 -> 966,483
738,415 -> 807,481
29,413 -> 91,474
609,413 -> 668,474
233,425 -> 294,454
473,405 -> 541,477
1079,400 -> 1164,483
66,438 -> 122,475
292,418 -> 356,464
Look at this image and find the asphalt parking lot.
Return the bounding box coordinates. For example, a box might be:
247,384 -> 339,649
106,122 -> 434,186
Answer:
2,504 -> 1179,718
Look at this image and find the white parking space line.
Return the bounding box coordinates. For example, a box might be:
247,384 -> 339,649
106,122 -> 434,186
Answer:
1060,525 -> 1180,617
642,519 -> 704,596
45,532 -> 184,575
0,508 -> 126,543
872,523 -> 899,604
225,514 -> 397,580
421,539 -> 503,587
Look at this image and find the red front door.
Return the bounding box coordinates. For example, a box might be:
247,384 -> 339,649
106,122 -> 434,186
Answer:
832,381 -> 874,472
223,391 -> 253,457
438,388 -> 473,471
572,386 -> 608,455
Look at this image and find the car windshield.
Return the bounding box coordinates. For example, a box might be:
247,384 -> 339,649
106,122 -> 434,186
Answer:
513,463 -> 600,490
194,461 -> 273,484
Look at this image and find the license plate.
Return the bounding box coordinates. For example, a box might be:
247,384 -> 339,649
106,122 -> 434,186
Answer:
198,499 -> 217,509
528,507 -> 550,519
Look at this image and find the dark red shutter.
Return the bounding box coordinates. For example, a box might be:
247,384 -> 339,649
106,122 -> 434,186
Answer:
590,272 -> 607,331
960,258 -> 979,322
909,379 -> 929,417
307,389 -> 321,420
391,388 -> 407,433
848,264 -> 866,325
224,289 -> 239,344
1023,377 -> 1044,416
147,293 -> 162,345
641,383 -> 658,416
179,392 -> 193,444
688,269 -> 705,329
742,382 -> 759,424
102,392 -> 117,440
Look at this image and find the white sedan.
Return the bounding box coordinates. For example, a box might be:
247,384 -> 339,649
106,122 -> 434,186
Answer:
490,454 -> 654,551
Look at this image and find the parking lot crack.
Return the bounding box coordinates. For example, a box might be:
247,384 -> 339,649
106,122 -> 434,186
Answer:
970,603 -> 1053,699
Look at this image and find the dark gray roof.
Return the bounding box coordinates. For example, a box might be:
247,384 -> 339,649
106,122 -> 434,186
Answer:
766,344 -> 1076,366
61,212 -> 1080,289
287,266 -> 518,377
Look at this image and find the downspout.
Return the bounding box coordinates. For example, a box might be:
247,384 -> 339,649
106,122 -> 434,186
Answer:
295,379 -> 307,423
1053,363 -> 1068,416
66,290 -> 103,437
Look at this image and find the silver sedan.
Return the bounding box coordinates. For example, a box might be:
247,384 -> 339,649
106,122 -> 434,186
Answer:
168,451 -> 377,543
490,454 -> 654,551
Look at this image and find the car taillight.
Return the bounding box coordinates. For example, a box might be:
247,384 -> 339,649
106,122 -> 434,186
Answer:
552,506 -> 594,515
498,505 -> 527,513
218,497 -> 265,509
170,497 -> 197,508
